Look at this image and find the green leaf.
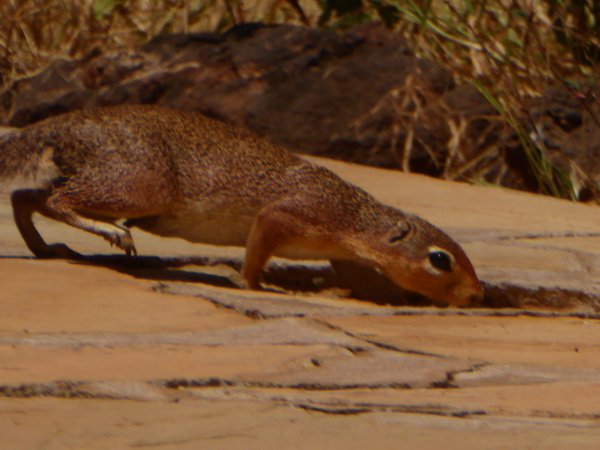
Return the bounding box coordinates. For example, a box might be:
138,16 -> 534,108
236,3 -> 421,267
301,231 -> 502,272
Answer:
92,0 -> 125,20
471,79 -> 504,114
468,179 -> 501,188
506,28 -> 523,48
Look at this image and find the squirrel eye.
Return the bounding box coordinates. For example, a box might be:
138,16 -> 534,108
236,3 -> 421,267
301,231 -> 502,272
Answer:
428,250 -> 453,272
388,220 -> 412,244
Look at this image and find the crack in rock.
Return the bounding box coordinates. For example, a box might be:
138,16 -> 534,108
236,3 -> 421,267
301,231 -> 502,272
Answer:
3,378 -> 598,421
0,379 -> 488,418
453,364 -> 600,388
160,281 -> 600,318
296,403 -> 486,418
0,317 -> 373,349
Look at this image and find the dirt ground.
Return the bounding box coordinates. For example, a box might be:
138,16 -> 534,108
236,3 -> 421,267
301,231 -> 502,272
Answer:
1,157 -> 599,449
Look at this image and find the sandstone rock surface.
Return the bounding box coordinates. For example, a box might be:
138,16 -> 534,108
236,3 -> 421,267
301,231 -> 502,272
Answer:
1,157 -> 599,448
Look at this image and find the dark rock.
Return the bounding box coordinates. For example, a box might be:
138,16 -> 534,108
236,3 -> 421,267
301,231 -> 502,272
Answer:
2,22 -> 599,198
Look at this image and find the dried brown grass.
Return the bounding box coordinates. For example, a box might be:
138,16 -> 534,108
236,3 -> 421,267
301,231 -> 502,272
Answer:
0,0 -> 319,87
370,0 -> 598,199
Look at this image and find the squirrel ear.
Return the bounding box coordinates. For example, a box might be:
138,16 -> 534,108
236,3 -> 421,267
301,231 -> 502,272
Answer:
388,220 -> 413,244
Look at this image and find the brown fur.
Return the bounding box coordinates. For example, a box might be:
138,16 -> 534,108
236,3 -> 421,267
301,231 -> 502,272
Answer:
0,105 -> 483,305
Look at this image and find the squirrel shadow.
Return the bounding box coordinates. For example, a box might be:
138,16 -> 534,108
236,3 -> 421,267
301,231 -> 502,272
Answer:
1,253 -> 450,306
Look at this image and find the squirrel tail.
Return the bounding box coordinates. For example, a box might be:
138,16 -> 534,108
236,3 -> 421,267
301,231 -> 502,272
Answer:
0,128 -> 57,188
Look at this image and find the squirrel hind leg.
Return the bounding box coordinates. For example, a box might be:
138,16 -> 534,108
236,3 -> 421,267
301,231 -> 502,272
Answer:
11,185 -> 138,257
43,187 -> 138,256
11,188 -> 82,259
33,168 -> 176,256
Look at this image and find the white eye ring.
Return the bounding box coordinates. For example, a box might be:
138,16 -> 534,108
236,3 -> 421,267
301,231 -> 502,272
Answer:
426,246 -> 455,273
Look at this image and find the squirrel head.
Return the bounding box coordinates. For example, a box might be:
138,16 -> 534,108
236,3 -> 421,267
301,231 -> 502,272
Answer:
352,213 -> 483,306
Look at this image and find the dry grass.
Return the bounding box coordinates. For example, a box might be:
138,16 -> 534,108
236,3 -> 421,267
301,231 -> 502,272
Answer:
326,0 -> 599,199
388,0 -> 599,198
0,0 -> 320,86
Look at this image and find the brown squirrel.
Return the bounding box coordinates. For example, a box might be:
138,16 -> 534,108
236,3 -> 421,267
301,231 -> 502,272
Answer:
0,105 -> 483,306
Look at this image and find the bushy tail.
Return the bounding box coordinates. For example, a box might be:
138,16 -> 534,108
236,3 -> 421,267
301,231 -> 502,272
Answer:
0,126 -> 18,136
0,127 -> 52,188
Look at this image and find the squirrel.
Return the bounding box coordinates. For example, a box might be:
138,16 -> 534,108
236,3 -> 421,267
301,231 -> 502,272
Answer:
0,105 -> 483,306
